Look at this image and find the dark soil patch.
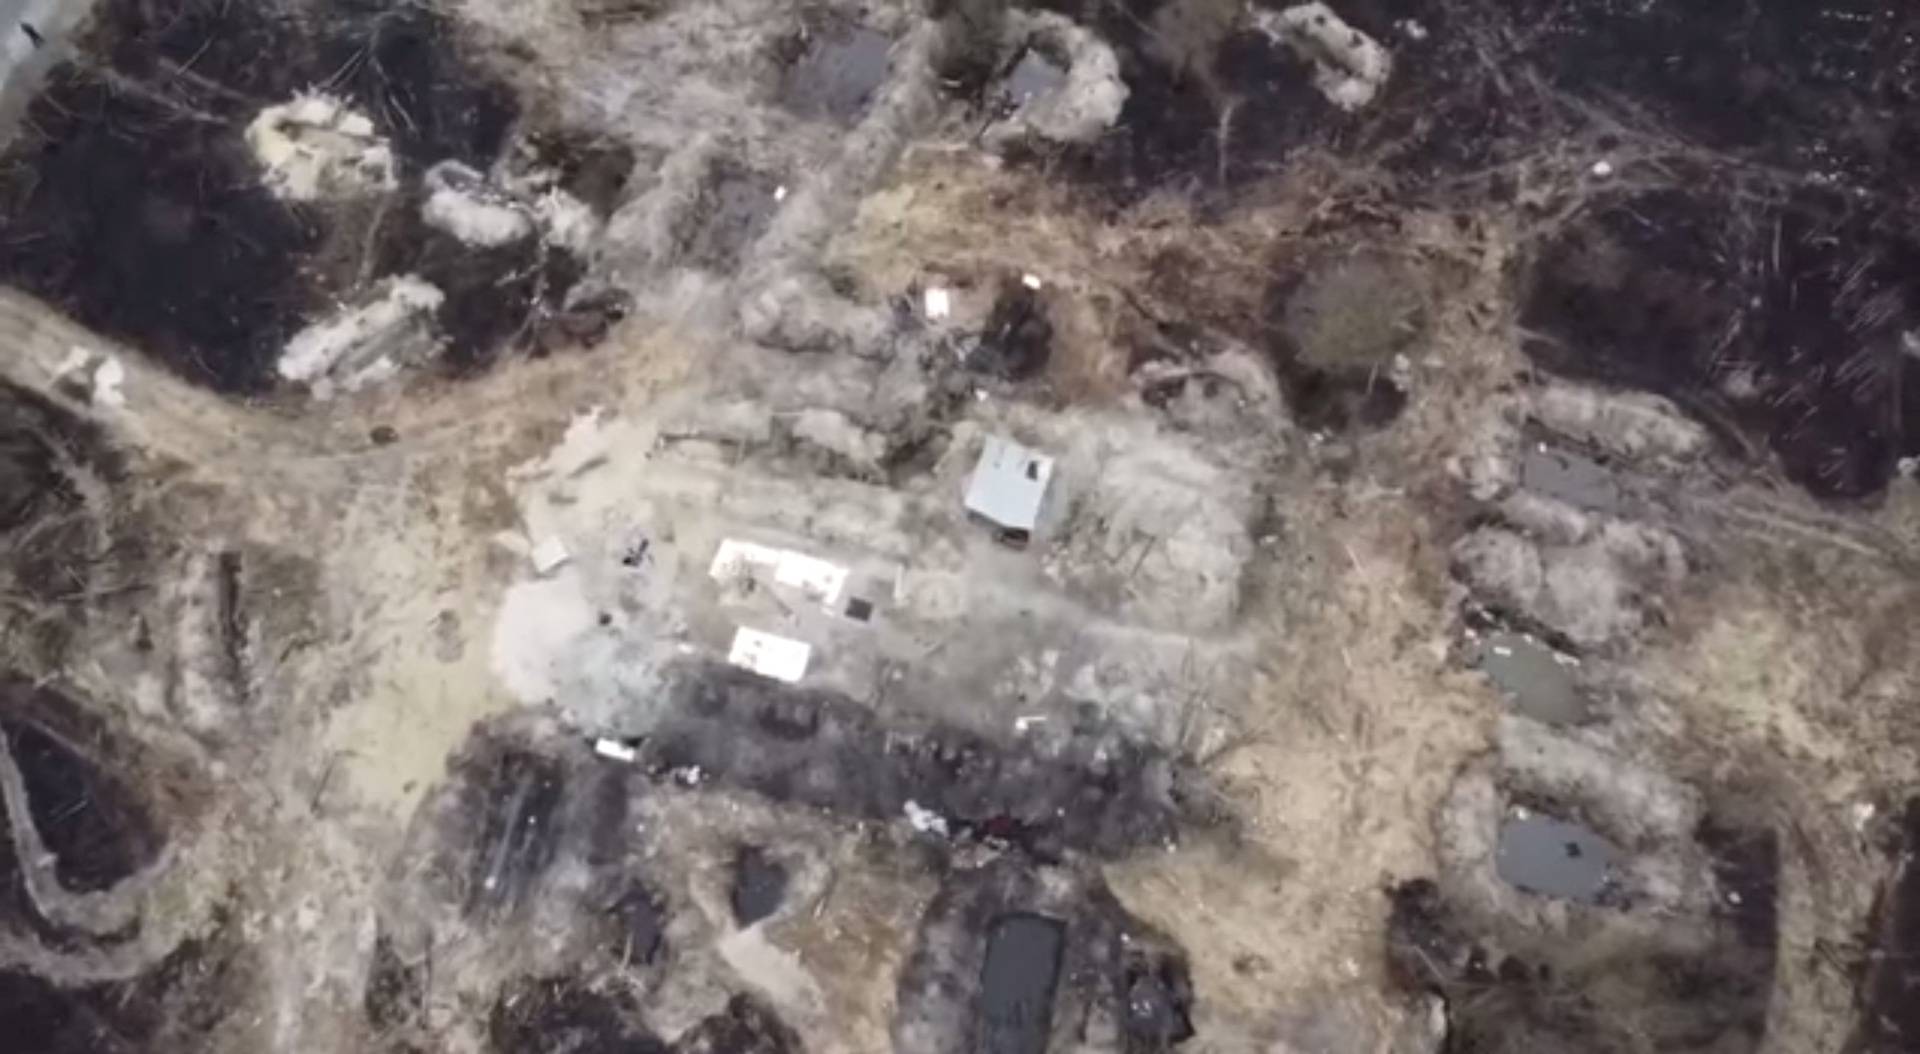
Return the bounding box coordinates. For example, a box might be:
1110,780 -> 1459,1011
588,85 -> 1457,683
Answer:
0,971 -> 152,1053
1120,946 -> 1195,1050
729,845 -> 789,927
673,994 -> 800,1054
1459,601 -> 1583,665
980,913 -> 1065,1054
0,386 -> 118,641
488,975 -> 666,1054
1338,0 -> 1916,192
1505,0 -> 1920,189
1274,356 -> 1408,433
456,744 -> 566,916
0,918 -> 241,1054
1209,27 -> 1338,185
894,857 -> 1194,1054
605,883 -> 666,966
1355,14 -> 1553,184
1013,0 -> 1334,203
0,0 -> 538,393
3,719 -> 161,893
0,416 -> 65,534
371,192 -> 586,369
1700,823 -> 1779,955
929,0 -> 1008,95
0,804 -> 95,951
1382,878 -> 1474,992
776,16 -> 893,125
642,662 -> 1203,858
1386,817 -> 1779,1054
0,64 -> 321,393
214,549 -> 249,707
84,0 -> 514,171
968,280 -> 1053,380
312,4 -> 517,172
527,283 -> 632,357
1522,187 -> 1920,499
525,131 -> 639,217
1855,799 -> 1920,1051
1257,248 -> 1424,433
1009,0 -> 1918,204
0,677 -> 163,895
678,160 -> 781,272
364,934 -> 424,1032
1257,325 -> 1409,434
581,766 -> 632,868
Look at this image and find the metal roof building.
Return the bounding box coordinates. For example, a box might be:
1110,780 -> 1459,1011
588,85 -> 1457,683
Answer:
964,435 -> 1054,536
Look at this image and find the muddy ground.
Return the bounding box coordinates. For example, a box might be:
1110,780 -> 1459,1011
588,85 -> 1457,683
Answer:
0,0 -> 1918,1052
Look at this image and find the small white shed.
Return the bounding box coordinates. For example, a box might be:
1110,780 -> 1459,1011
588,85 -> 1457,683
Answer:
964,436 -> 1054,535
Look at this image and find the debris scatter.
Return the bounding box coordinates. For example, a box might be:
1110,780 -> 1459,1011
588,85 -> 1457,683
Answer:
0,0 -> 1913,1051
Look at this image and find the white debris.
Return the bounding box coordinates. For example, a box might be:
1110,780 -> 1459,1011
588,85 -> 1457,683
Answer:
53,345 -> 90,381
771,550 -> 849,601
50,347 -> 127,409
710,539 -> 849,605
1396,18 -> 1429,41
1591,159 -> 1615,178
1257,4 -> 1394,112
672,765 -> 705,786
727,627 -> 812,683
531,536 -> 572,576
594,738 -> 638,763
534,189 -> 599,254
1021,273 -> 1043,290
1013,714 -> 1048,733
1898,456 -> 1919,479
904,800 -> 950,837
277,276 -> 444,388
245,93 -> 396,202
90,356 -> 126,409
924,287 -> 952,320
423,161 -> 535,248
773,184 -> 789,202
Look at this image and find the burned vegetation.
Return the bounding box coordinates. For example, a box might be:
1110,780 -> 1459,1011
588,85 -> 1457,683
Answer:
639,662 -> 1202,859
1386,847 -> 1777,1054
0,674 -> 233,1054
0,926 -> 247,1054
371,646 -> 1215,1051
0,384 -> 132,671
1472,0 -> 1920,500
2,0 -> 1918,1051
0,678 -> 167,943
0,0 -> 623,394
1523,187 -> 1920,500
895,858 -> 1194,1054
